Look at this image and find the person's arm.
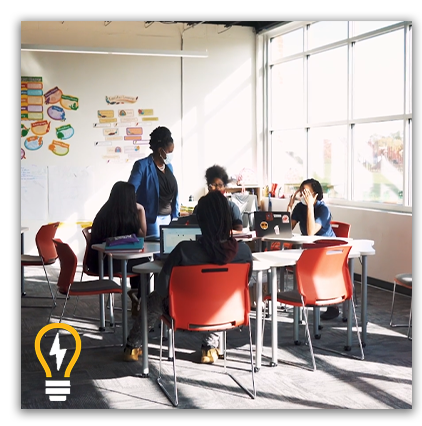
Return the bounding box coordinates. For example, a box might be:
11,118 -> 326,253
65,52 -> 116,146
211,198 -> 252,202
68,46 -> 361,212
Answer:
230,201 -> 244,232
287,189 -> 300,213
136,203 -> 147,238
128,160 -> 142,192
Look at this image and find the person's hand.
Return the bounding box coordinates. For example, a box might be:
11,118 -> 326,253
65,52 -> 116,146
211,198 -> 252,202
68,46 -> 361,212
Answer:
302,187 -> 317,207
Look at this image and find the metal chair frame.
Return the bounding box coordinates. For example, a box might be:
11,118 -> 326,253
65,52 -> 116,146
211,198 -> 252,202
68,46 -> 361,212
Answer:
390,273 -> 412,340
156,263 -> 256,407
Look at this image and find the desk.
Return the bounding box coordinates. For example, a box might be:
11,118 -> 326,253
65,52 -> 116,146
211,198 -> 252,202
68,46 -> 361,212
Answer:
262,235 -> 374,341
92,242 -> 160,347
21,227 -> 29,295
252,239 -> 375,367
132,259 -> 272,376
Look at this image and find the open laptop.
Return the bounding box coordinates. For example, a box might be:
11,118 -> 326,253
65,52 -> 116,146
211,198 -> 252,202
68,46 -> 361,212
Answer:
158,224 -> 202,260
253,211 -> 293,239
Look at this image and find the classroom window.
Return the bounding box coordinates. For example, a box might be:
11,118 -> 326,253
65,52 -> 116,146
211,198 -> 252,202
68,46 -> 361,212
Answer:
265,21 -> 412,212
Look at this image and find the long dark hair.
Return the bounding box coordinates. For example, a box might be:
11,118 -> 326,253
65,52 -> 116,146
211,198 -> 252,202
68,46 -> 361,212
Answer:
92,181 -> 141,240
196,191 -> 238,264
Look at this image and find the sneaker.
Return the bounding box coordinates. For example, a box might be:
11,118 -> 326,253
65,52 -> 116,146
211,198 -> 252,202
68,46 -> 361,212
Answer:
320,306 -> 340,320
201,348 -> 219,364
123,346 -> 142,362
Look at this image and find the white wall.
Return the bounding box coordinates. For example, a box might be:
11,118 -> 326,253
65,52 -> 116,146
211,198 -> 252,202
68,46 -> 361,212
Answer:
21,22 -> 257,258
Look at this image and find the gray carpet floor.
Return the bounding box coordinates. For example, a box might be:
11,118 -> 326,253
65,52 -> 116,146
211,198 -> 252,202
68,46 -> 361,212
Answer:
20,264 -> 412,410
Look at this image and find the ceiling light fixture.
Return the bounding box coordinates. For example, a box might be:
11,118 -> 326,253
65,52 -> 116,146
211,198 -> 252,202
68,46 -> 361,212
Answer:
21,44 -> 208,58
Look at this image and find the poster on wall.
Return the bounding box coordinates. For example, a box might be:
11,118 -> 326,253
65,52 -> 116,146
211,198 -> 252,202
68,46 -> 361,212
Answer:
21,77 -> 79,160
93,94 -> 158,163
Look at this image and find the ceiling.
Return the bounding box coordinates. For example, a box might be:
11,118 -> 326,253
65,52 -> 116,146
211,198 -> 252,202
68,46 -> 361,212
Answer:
149,21 -> 289,34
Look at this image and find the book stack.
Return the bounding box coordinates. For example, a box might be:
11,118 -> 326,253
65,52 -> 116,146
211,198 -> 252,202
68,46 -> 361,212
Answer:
105,234 -> 144,252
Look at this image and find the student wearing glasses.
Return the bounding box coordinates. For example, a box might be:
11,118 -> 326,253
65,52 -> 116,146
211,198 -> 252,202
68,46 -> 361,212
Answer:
128,126 -> 180,240
287,178 -> 340,320
193,164 -> 243,232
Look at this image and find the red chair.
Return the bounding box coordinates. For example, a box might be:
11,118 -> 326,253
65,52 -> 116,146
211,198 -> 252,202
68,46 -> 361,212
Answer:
157,263 -> 256,407
263,245 -> 364,371
330,221 -> 351,238
21,222 -> 60,307
49,239 -> 122,330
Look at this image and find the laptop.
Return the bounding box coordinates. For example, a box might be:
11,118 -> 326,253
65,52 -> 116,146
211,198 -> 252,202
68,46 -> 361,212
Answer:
253,211 -> 293,239
158,224 -> 202,260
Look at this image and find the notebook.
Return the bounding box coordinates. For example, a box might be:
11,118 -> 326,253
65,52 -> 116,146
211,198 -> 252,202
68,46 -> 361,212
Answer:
158,224 -> 202,260
253,211 -> 293,239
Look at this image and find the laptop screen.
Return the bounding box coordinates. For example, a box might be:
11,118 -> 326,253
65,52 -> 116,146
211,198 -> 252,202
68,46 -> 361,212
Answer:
159,225 -> 202,259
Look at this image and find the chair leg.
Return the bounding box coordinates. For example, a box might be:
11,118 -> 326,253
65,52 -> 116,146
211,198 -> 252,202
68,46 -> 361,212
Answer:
390,283 -> 412,335
156,319 -> 178,407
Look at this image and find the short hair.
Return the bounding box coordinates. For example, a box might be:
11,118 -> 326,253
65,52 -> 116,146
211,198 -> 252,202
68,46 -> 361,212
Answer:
205,165 -> 229,186
300,178 -> 324,201
149,126 -> 173,152
195,191 -> 233,263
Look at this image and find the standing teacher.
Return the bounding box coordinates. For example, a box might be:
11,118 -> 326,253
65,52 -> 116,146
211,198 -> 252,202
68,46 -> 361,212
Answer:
128,126 -> 179,240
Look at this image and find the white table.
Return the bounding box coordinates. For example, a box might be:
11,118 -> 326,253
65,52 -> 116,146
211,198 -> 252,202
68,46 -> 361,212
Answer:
132,259 -> 272,376
252,239 -> 375,367
92,242 -> 160,348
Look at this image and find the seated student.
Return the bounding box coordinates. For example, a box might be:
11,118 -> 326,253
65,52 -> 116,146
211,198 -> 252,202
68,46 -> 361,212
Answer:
123,190 -> 253,363
86,181 -> 148,313
287,178 -> 339,320
193,164 -> 243,232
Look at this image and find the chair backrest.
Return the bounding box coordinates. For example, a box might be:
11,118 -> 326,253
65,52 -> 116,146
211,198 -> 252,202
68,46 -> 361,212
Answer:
295,245 -> 353,306
81,226 -> 95,275
52,239 -> 78,294
330,221 -> 351,238
35,222 -> 60,263
168,263 -> 251,331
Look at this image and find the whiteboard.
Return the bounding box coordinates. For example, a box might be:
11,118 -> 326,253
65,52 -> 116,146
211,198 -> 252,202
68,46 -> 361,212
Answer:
21,164 -> 48,222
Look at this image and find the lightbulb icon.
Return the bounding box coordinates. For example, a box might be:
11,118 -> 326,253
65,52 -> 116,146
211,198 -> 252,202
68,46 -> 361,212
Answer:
35,323 -> 81,402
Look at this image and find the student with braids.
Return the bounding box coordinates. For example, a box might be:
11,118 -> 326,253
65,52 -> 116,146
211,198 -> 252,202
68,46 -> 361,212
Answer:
123,190 -> 253,363
87,181 -> 148,293
194,164 -> 243,232
128,126 -> 180,240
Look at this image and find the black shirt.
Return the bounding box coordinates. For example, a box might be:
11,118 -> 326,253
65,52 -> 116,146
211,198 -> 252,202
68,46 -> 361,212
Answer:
157,165 -> 178,216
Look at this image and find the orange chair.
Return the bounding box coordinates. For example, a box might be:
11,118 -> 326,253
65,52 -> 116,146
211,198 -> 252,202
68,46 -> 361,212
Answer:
49,239 -> 122,329
263,245 -> 364,371
157,263 -> 256,407
21,222 -> 60,306
330,221 -> 351,238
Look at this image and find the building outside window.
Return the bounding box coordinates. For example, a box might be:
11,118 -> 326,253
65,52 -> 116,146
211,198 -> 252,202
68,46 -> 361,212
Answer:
264,21 -> 412,211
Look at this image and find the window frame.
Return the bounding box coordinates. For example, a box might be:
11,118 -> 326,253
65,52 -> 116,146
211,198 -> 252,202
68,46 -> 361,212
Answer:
261,21 -> 412,214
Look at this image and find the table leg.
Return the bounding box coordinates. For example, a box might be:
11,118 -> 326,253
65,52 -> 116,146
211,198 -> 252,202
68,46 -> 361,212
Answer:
21,233 -> 25,295
97,252 -> 107,331
255,270 -> 263,372
361,255 -> 368,345
140,272 -> 149,377
121,259 -> 128,345
346,258 -> 355,347
270,266 -> 278,366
